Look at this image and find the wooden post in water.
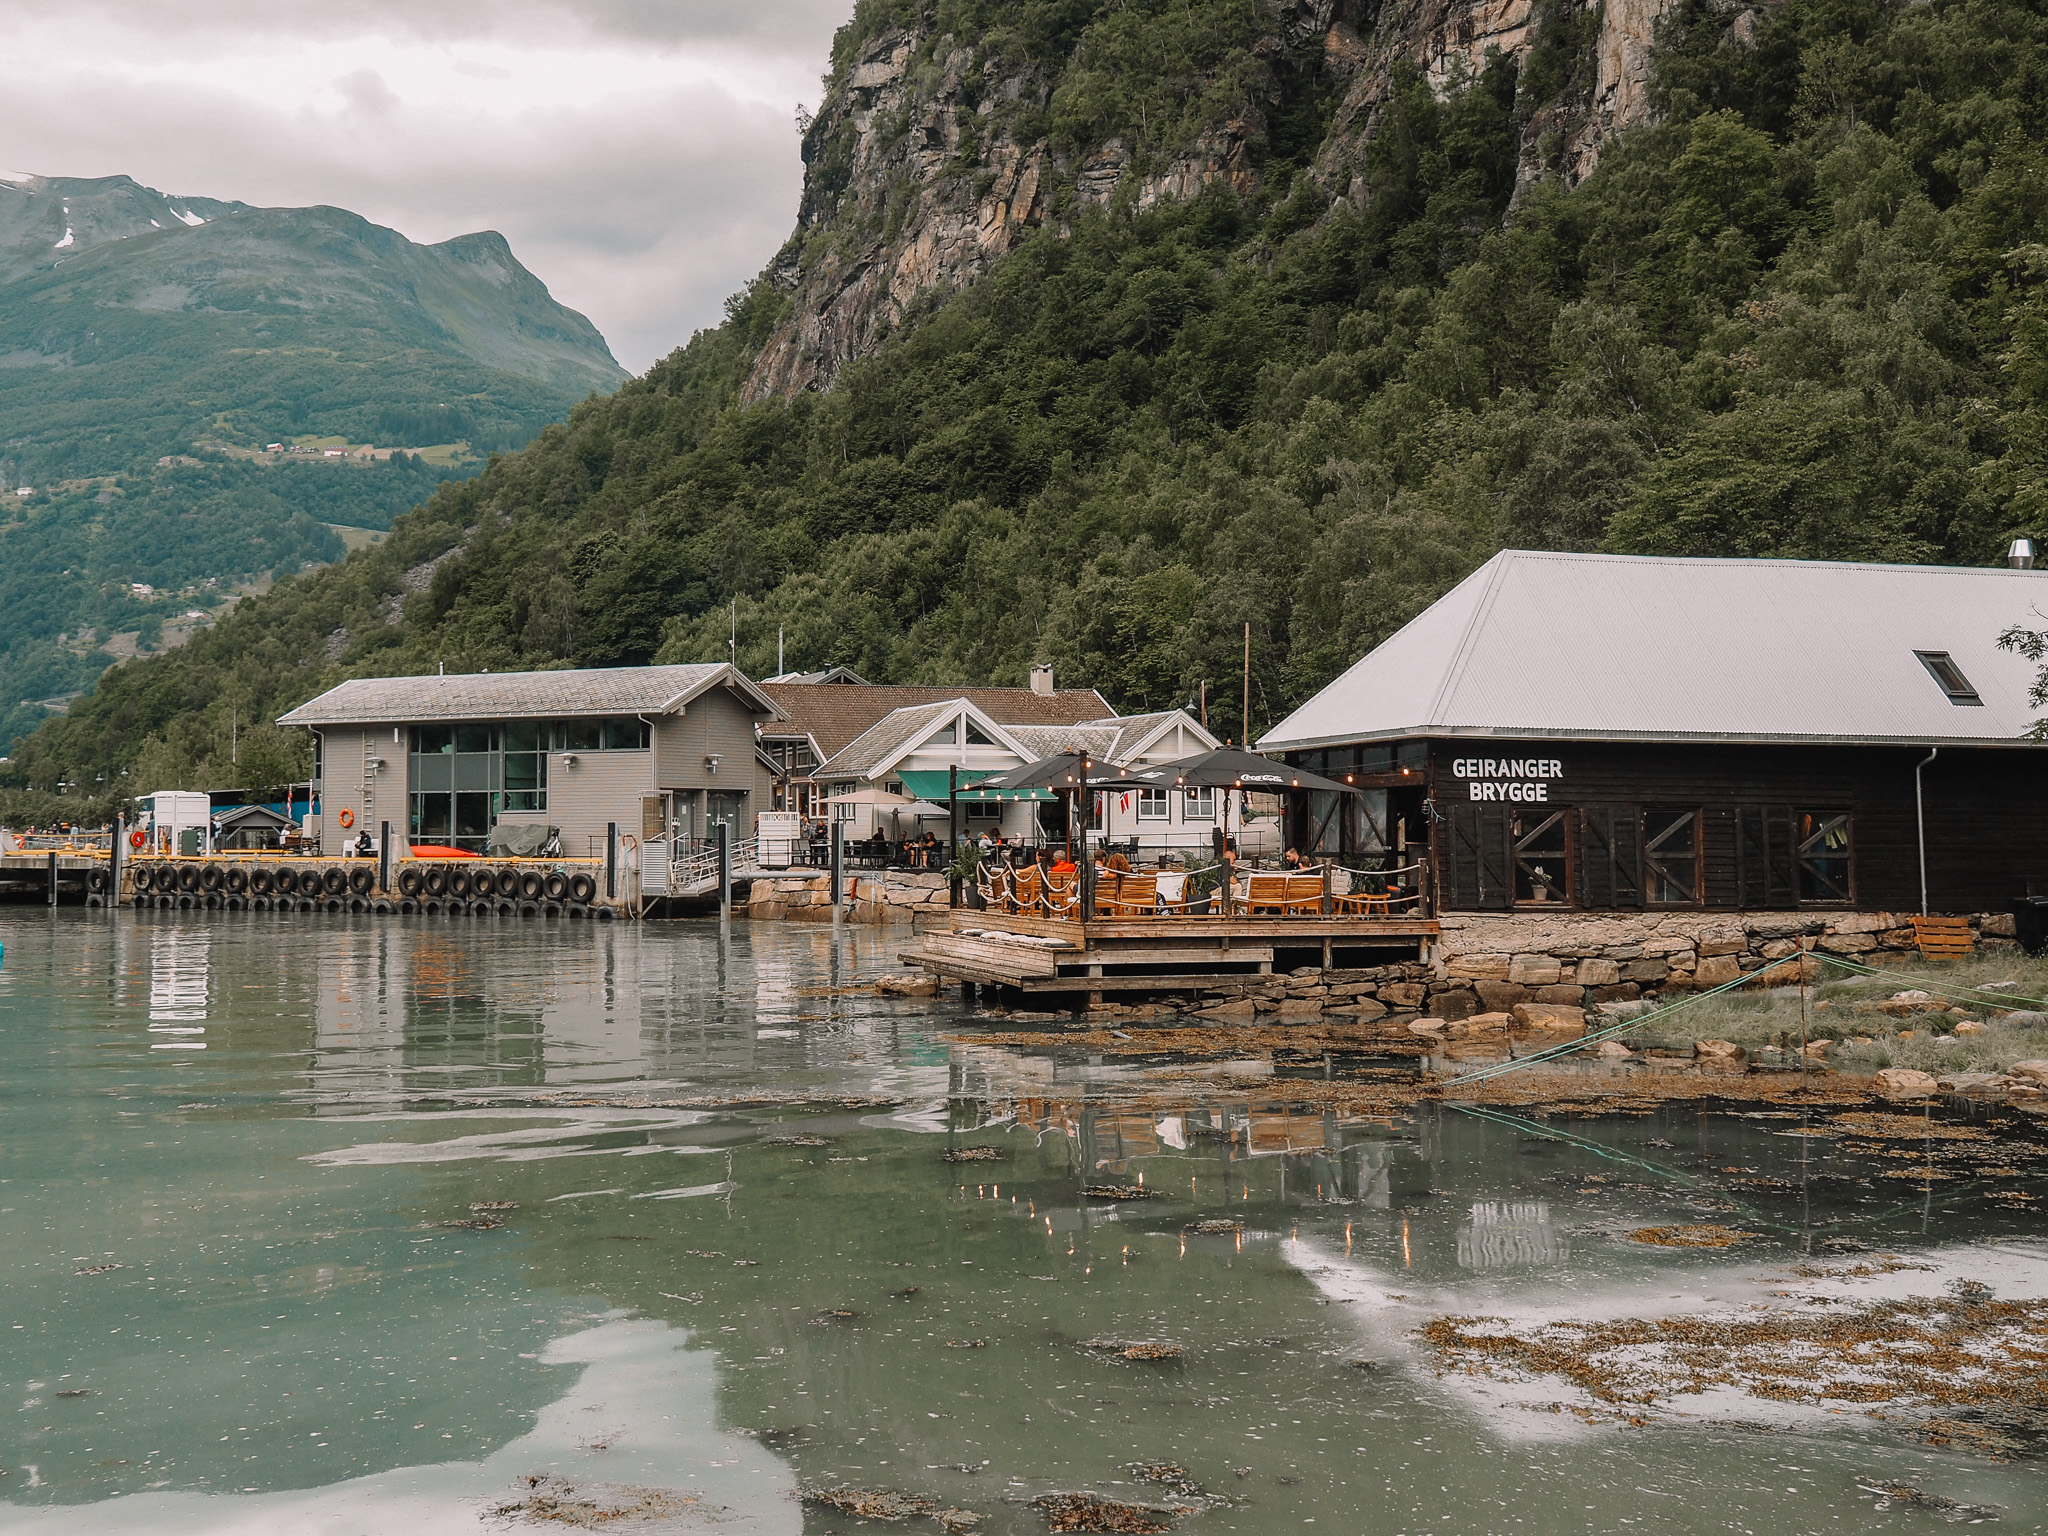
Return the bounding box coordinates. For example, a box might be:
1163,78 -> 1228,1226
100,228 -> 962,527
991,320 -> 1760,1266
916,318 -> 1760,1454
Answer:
378,821 -> 392,894
829,820 -> 844,923
605,822 -> 617,901
111,817 -> 125,910
47,850 -> 58,907
948,765 -> 961,909
717,821 -> 731,924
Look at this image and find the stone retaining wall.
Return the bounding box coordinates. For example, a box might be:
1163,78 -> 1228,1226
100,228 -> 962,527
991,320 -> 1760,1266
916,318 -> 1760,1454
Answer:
1426,909 -> 2016,1020
739,870 -> 948,923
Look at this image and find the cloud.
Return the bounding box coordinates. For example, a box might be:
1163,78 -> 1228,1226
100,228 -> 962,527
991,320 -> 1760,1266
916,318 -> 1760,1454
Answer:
0,0 -> 853,371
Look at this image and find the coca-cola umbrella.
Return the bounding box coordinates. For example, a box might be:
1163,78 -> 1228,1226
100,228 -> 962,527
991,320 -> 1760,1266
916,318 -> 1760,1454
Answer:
1116,746 -> 1359,794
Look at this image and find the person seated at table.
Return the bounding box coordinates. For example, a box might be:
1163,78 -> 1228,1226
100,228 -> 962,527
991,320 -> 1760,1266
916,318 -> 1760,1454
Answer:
1283,847 -> 1306,870
1106,848 -> 1131,873
921,831 -> 940,865
1050,848 -> 1077,875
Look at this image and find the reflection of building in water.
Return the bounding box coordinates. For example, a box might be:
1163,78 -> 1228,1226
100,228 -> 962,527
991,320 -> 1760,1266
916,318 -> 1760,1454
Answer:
1456,1201 -> 1567,1269
149,927 -> 210,1021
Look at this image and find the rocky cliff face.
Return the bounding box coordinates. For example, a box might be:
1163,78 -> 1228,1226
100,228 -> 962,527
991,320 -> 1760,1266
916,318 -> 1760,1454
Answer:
744,0 -> 1682,403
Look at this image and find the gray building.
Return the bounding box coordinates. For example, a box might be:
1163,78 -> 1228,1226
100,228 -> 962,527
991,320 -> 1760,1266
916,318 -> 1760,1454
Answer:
276,664 -> 785,857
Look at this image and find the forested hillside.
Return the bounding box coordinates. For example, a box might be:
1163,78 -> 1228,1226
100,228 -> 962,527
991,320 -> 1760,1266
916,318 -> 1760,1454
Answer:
6,0 -> 2046,817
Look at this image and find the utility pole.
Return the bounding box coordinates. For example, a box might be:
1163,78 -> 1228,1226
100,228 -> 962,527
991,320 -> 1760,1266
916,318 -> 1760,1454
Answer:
1198,680 -> 1206,729
729,598 -> 737,664
1242,623 -> 1251,747
777,626 -> 785,676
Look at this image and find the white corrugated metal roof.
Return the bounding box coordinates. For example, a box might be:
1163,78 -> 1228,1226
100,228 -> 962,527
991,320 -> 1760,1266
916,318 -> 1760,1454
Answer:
277,663 -> 783,726
1260,551 -> 2048,750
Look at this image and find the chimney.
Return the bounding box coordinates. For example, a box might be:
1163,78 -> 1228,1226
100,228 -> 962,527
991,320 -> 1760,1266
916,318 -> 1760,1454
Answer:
2010,538 -> 2037,570
1029,663 -> 1054,696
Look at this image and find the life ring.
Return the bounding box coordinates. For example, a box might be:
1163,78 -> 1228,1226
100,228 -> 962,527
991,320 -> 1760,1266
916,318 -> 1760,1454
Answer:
338,809 -> 355,829
129,829 -> 147,848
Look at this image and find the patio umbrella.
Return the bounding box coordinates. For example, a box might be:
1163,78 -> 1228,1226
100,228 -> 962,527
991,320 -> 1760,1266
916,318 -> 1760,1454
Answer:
978,752 -> 1103,791
821,787 -> 913,806
1122,746 -> 1360,794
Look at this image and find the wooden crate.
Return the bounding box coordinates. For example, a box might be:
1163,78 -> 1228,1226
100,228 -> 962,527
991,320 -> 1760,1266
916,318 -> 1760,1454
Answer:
1910,916 -> 1976,960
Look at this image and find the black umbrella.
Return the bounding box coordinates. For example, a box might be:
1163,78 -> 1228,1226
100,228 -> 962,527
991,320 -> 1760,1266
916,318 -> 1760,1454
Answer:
1120,746 -> 1360,794
979,752 -> 1102,792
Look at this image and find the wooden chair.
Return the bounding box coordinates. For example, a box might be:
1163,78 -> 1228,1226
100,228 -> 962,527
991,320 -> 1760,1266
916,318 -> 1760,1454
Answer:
1105,871 -> 1159,918
977,863 -> 1009,911
1911,915 -> 1975,961
1284,874 -> 1327,915
1093,870 -> 1122,916
1044,870 -> 1080,919
1334,887 -> 1393,915
1243,874 -> 1294,914
1010,864 -> 1043,914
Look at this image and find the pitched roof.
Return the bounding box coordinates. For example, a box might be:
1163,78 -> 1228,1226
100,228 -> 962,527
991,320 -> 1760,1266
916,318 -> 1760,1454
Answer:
760,682 -> 1114,760
817,699 -> 1040,780
278,663 -> 783,727
1259,551 -> 2048,751
1005,710 -> 1215,765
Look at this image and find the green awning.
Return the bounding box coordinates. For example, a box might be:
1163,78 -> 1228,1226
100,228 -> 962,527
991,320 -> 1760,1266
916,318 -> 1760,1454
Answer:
897,768 -> 1053,803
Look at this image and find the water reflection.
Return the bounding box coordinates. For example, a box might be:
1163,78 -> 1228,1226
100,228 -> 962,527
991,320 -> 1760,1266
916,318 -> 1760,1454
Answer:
146,927 -> 209,1048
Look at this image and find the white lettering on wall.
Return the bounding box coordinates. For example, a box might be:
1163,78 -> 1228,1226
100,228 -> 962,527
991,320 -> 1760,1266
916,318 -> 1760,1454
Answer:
1452,755 -> 1562,804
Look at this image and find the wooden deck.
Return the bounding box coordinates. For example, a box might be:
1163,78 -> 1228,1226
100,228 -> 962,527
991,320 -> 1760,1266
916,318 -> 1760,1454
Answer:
903,907 -> 1438,995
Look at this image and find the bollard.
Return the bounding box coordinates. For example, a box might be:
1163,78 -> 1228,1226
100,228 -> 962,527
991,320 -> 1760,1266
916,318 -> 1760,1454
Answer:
378,821 -> 392,894
605,822 -> 617,900
829,820 -> 844,920
48,850 -> 58,907
110,817 -> 125,910
717,821 -> 731,923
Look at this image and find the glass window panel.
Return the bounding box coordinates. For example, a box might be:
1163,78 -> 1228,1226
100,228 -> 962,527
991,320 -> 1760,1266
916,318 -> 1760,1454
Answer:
1513,810 -> 1571,905
561,720 -> 601,753
454,724 -> 492,754
503,722 -> 539,753
412,793 -> 451,839
1797,812 -> 1852,903
454,753 -> 495,791
964,720 -> 996,745
1138,789 -> 1169,820
1184,787 -> 1215,820
414,753 -> 451,791
603,718 -> 648,750
455,792 -> 492,840
1644,809 -> 1701,905
927,721 -> 958,745
415,725 -> 453,755
503,752 -> 540,792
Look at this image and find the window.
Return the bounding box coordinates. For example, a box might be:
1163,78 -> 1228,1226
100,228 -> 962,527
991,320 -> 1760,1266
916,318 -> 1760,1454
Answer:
1512,810 -> 1570,905
926,720 -> 958,745
832,782 -> 856,821
1183,787 -> 1215,820
1643,809 -> 1700,905
409,721 -> 548,848
965,719 -> 997,745
550,718 -> 649,751
1138,788 -> 1169,820
965,799 -> 999,822
1797,812 -> 1852,903
1914,651 -> 1982,705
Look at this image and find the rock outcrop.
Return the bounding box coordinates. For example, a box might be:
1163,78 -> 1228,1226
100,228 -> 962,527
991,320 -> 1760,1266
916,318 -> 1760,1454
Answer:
744,0 -> 1697,404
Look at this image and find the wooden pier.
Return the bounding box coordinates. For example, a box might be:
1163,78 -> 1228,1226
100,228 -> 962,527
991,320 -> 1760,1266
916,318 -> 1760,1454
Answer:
903,907 -> 1438,1004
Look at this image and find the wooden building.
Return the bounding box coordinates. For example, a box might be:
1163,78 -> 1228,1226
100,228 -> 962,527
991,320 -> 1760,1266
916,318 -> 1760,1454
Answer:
277,664 -> 784,857
1259,551 -> 2048,915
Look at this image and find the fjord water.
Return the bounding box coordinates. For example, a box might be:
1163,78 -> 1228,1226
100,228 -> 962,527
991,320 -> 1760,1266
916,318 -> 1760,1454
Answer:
0,911 -> 2040,1534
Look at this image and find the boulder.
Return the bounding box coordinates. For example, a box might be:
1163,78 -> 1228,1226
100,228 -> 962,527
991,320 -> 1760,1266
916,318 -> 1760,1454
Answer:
1594,1040 -> 1634,1059
1534,984 -> 1585,1005
1195,998 -> 1258,1025
1510,1002 -> 1585,1036
1475,980 -> 1533,1011
2001,1011 -> 2048,1028
2006,1060 -> 2048,1086
1694,954 -> 1742,988
1508,955 -> 1563,986
1273,998 -> 1325,1021
1380,982 -> 1426,1009
1937,1072 -> 2005,1092
1449,1011 -> 1514,1039
1588,983 -> 1643,1005
1952,1019 -> 1985,1035
1407,1020 -> 1447,1039
1876,1067 -> 1940,1097
1697,932 -> 1747,957
875,973 -> 939,996
1574,958 -> 1621,986
1332,997 -> 1388,1021
1694,1039 -> 1746,1062
1619,958 -> 1669,983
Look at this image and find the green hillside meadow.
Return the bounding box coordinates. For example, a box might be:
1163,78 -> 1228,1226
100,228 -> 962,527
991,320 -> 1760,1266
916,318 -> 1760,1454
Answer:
5,0 -> 2047,817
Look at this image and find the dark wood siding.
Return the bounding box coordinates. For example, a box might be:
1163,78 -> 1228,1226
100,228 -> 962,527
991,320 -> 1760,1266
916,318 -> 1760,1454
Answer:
1410,739 -> 2048,914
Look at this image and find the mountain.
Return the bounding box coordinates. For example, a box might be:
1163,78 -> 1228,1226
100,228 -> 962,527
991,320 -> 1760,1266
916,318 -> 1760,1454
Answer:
0,172 -> 627,482
5,0 -> 2046,814
0,172 -> 627,758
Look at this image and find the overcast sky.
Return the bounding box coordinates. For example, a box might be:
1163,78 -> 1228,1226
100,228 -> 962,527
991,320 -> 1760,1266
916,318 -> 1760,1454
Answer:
0,0 -> 853,371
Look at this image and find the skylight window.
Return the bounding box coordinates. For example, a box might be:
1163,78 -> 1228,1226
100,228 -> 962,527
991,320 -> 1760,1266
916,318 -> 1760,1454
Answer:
1914,650 -> 1982,705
